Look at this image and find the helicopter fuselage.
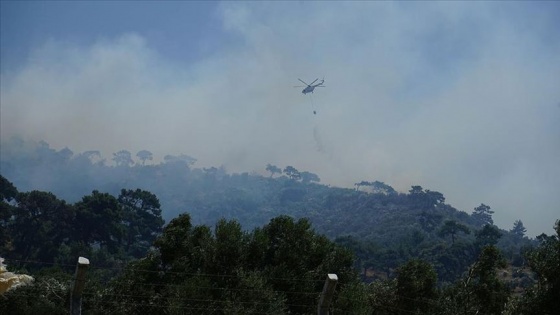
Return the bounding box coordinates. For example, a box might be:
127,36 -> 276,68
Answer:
302,86 -> 315,94
301,80 -> 324,94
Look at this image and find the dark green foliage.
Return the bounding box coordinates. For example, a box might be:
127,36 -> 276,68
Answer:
74,191 -> 124,254
0,268 -> 72,315
517,220 -> 560,315
366,280 -> 398,315
419,241 -> 476,284
419,211 -> 443,232
475,224 -> 502,250
1,176 -> 165,267
511,220 -> 527,239
1,174 -> 558,314
1,175 -> 18,201
2,141 -> 557,314
439,245 -> 509,315
9,191 -> 74,262
395,259 -> 438,314
104,214 -> 358,314
1,175 -> 18,252
438,220 -> 470,245
472,203 -> 494,227
118,189 -> 165,257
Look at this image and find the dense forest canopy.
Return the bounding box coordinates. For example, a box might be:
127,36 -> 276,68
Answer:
1,174 -> 559,314
1,139 -> 559,313
0,139 -> 537,234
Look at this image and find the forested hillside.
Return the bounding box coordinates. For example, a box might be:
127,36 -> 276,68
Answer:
1,175 -> 559,314
1,139 -> 559,314
0,139 -> 537,277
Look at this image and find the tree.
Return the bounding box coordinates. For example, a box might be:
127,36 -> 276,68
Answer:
370,181 -> 396,195
519,220 -> 560,314
152,213 -> 194,265
0,175 -> 18,201
283,166 -> 301,181
395,259 -> 438,314
112,150 -> 133,167
74,190 -> 124,253
265,164 -> 282,177
0,176 -> 18,253
113,214 -> 357,315
475,224 -> 502,251
117,189 -> 165,257
409,185 -> 424,194
135,150 -> 153,165
300,171 -> 320,184
438,220 -> 470,245
511,220 -> 527,239
408,186 -> 445,210
9,191 -> 74,261
212,219 -> 245,276
425,190 -> 445,205
441,245 -> 509,315
467,246 -> 509,315
472,203 -> 494,226
355,181 -> 371,191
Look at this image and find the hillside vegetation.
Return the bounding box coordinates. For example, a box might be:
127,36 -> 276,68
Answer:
1,139 -> 558,314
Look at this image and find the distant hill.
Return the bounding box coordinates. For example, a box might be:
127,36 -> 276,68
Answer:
1,138 -> 537,282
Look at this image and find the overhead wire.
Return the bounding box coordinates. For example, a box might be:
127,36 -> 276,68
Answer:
2,258 -> 326,283
4,258 -> 445,314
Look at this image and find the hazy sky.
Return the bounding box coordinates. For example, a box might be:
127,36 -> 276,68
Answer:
1,1 -> 559,236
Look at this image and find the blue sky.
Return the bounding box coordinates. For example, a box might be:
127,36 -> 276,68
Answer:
1,1 -> 560,236
1,1 -> 226,71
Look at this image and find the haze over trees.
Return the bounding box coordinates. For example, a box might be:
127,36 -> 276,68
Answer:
1,139 -> 558,314
2,174 -> 558,314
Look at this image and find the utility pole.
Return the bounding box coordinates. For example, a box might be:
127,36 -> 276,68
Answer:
70,256 -> 89,315
317,273 -> 338,315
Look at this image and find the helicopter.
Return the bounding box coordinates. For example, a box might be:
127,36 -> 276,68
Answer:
294,78 -> 325,94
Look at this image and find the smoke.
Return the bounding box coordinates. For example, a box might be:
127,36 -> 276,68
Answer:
1,2 -> 559,235
313,126 -> 325,154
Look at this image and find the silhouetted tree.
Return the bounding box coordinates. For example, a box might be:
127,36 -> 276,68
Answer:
265,164 -> 282,177
355,181 -> 371,191
472,203 -> 494,226
0,175 -> 18,201
112,150 -> 134,167
283,166 -> 301,181
370,181 -> 396,195
300,171 -> 320,184
118,189 -> 165,257
136,150 -> 153,165
511,220 -> 527,239
74,190 -> 124,253
409,185 -> 423,194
